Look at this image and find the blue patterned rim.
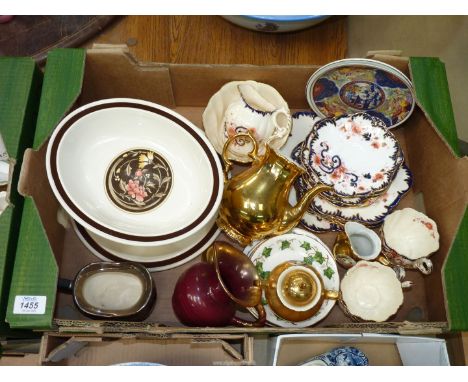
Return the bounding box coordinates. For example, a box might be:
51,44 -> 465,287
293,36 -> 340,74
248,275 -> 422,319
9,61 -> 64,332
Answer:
243,15 -> 328,22
296,164 -> 412,227
303,113 -> 404,198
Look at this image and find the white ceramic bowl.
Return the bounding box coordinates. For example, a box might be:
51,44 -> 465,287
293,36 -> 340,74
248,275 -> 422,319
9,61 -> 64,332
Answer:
72,219 -> 220,272
382,208 -> 439,260
222,16 -> 329,33
46,98 -> 223,246
341,261 -> 405,322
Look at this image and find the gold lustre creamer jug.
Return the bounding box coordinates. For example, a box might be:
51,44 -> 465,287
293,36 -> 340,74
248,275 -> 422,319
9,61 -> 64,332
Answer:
217,132 -> 331,245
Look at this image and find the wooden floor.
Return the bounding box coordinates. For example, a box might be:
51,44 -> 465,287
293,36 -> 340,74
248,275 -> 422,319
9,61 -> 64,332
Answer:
86,15 -> 347,65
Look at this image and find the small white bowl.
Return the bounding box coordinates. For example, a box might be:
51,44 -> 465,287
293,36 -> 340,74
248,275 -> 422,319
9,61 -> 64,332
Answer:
341,261 -> 408,322
46,98 -> 223,247
382,208 -> 439,260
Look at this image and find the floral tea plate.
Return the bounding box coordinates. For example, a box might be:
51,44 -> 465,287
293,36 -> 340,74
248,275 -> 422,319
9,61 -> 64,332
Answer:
285,114 -> 381,208
301,113 -> 404,198
244,228 -> 339,327
306,58 -> 415,129
292,143 -> 378,207
296,164 -> 413,227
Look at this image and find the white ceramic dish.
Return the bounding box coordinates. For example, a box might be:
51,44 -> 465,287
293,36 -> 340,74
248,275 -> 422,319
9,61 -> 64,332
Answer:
72,219 -> 220,272
203,81 -> 291,162
382,208 -> 439,260
46,98 -> 223,247
340,261 -> 409,322
222,15 -> 329,33
297,164 -> 412,227
301,113 -> 403,198
282,112 -> 411,232
244,228 -> 339,328
279,111 -> 321,159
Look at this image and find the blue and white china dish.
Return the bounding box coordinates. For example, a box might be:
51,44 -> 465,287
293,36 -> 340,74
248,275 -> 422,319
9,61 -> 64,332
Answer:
295,164 -> 413,228
282,111 -> 412,233
300,113 -> 403,198
298,346 -> 369,366
222,16 -> 329,33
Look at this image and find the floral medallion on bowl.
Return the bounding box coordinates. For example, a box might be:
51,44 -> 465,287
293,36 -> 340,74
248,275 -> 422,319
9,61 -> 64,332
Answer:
105,148 -> 172,213
306,58 -> 415,129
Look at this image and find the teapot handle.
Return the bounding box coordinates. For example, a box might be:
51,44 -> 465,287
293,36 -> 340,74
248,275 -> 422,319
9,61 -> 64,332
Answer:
230,304 -> 267,327
222,132 -> 259,180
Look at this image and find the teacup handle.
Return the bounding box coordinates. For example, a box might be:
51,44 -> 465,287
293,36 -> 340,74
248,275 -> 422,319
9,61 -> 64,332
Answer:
230,303 -> 267,327
414,258 -> 433,275
323,290 -> 340,300
266,108 -> 290,144
222,132 -> 259,180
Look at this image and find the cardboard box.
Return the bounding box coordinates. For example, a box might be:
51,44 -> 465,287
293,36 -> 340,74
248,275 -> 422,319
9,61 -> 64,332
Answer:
4,46 -> 468,335
38,333 -> 253,366
0,57 -> 42,336
0,333 -> 253,366
271,333 -> 451,366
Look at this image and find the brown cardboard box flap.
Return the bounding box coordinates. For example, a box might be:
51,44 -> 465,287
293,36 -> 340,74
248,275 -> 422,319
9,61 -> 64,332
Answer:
39,332 -> 254,366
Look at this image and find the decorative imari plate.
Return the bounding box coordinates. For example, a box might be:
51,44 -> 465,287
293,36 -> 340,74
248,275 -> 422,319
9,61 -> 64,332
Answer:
302,113 -> 403,198
244,229 -> 339,327
306,58 -> 415,129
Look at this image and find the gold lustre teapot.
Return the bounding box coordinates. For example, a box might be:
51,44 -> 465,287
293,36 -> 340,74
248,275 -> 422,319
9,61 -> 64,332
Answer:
217,132 -> 331,246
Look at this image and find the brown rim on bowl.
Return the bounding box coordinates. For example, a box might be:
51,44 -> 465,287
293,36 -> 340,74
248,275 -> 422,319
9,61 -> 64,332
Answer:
74,219 -> 220,269
49,101 -> 220,242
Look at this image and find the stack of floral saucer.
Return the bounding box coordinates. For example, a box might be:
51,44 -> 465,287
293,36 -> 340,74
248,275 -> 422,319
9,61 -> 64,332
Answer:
281,111 -> 412,232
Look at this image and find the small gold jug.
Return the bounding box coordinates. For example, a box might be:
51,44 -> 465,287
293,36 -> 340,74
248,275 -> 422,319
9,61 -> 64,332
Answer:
217,132 -> 331,246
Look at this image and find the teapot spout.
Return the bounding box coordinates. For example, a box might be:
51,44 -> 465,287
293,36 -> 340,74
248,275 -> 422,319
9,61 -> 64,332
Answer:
278,184 -> 332,233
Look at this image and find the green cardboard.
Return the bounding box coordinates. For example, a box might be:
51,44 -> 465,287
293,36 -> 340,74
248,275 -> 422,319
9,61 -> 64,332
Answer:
409,57 -> 461,157
443,207 -> 468,331
410,57 -> 467,329
0,57 -> 42,335
5,49 -> 85,330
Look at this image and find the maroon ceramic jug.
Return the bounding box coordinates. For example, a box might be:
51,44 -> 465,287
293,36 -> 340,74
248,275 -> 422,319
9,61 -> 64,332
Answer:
172,242 -> 266,327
